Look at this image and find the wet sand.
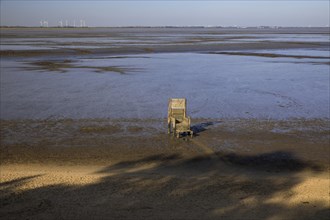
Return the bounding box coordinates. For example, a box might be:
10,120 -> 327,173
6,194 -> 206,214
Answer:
2,41 -> 328,57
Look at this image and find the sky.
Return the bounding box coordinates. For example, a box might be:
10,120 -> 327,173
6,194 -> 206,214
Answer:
0,1 -> 329,27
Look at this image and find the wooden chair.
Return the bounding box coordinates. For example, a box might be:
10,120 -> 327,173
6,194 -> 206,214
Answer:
168,98 -> 193,138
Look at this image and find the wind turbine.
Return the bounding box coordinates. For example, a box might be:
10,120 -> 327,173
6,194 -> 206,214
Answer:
80,20 -> 83,28
40,20 -> 43,27
65,20 -> 68,27
73,20 -> 76,28
59,20 -> 63,27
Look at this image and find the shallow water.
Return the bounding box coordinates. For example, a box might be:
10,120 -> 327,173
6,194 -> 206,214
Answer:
0,45 -> 55,50
1,48 -> 329,119
231,49 -> 329,57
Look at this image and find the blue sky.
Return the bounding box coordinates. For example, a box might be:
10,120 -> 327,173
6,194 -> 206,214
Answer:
1,1 -> 329,27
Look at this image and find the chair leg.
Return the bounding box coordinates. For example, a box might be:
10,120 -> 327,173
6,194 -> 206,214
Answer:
172,121 -> 176,137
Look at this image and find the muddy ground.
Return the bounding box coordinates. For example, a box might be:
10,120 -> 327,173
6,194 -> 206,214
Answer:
1,119 -> 329,220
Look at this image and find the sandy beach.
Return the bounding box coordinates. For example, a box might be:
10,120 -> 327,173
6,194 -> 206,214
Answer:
1,118 -> 329,219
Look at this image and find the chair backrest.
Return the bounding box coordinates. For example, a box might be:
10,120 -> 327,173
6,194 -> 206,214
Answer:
168,98 -> 187,120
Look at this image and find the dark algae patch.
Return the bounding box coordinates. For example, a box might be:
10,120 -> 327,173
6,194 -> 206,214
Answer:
29,60 -> 73,73
25,60 -> 138,74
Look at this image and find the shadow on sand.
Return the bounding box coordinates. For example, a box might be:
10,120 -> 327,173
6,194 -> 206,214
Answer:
0,151 -> 328,220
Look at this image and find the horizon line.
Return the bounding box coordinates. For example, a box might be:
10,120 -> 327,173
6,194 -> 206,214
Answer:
1,25 -> 329,28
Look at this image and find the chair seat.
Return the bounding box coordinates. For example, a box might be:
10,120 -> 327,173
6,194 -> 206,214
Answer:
175,123 -> 190,132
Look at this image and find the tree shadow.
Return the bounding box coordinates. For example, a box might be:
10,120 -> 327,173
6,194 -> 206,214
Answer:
0,175 -> 43,207
215,151 -> 324,172
0,152 -> 328,220
0,175 -> 42,188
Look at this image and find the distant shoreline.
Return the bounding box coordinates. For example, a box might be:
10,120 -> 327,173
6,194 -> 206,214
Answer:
1,26 -> 329,29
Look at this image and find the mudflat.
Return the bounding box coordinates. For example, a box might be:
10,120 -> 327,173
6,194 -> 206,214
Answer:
1,27 -> 329,57
0,27 -> 329,219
